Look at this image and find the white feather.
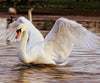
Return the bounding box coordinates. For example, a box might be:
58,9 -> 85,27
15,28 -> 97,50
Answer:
45,17 -> 100,60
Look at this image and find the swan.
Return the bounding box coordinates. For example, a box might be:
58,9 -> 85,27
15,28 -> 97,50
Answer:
4,16 -> 100,65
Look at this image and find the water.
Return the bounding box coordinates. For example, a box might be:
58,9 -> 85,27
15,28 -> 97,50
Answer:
0,19 -> 100,83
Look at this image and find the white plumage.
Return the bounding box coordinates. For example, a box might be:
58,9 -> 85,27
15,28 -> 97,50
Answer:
4,16 -> 100,65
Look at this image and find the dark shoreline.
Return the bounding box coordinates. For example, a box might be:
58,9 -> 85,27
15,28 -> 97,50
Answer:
0,12 -> 100,21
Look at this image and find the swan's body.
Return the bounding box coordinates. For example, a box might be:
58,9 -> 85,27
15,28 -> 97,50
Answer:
17,24 -> 55,64
5,17 -> 100,65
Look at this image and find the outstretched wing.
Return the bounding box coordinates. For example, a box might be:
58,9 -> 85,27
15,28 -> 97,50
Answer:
2,17 -> 27,42
45,17 -> 100,59
3,20 -> 21,42
3,16 -> 44,43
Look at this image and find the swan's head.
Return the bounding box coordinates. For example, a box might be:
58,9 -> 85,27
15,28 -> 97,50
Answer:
16,23 -> 27,39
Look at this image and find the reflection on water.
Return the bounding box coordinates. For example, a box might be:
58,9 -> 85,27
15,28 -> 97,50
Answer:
0,53 -> 100,83
0,19 -> 100,83
11,65 -> 72,83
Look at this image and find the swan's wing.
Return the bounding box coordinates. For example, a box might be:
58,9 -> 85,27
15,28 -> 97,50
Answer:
2,16 -> 44,43
2,20 -> 22,43
2,16 -> 30,43
45,17 -> 100,59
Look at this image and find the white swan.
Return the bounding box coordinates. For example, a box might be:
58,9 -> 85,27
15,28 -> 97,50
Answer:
5,16 -> 100,65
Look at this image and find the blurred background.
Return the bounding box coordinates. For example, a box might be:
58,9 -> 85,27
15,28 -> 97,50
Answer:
0,0 -> 100,31
0,0 -> 100,16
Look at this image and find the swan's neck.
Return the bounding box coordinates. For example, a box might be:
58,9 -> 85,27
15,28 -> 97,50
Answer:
18,28 -> 32,64
20,30 -> 28,51
28,8 -> 33,23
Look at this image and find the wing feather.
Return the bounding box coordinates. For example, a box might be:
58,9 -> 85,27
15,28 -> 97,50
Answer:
2,16 -> 44,44
45,17 -> 100,60
2,18 -> 23,42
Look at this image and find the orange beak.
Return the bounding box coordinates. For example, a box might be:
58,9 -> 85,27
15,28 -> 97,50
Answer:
16,31 -> 21,39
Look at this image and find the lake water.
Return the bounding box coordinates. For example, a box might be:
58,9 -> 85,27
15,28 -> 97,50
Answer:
0,19 -> 100,83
